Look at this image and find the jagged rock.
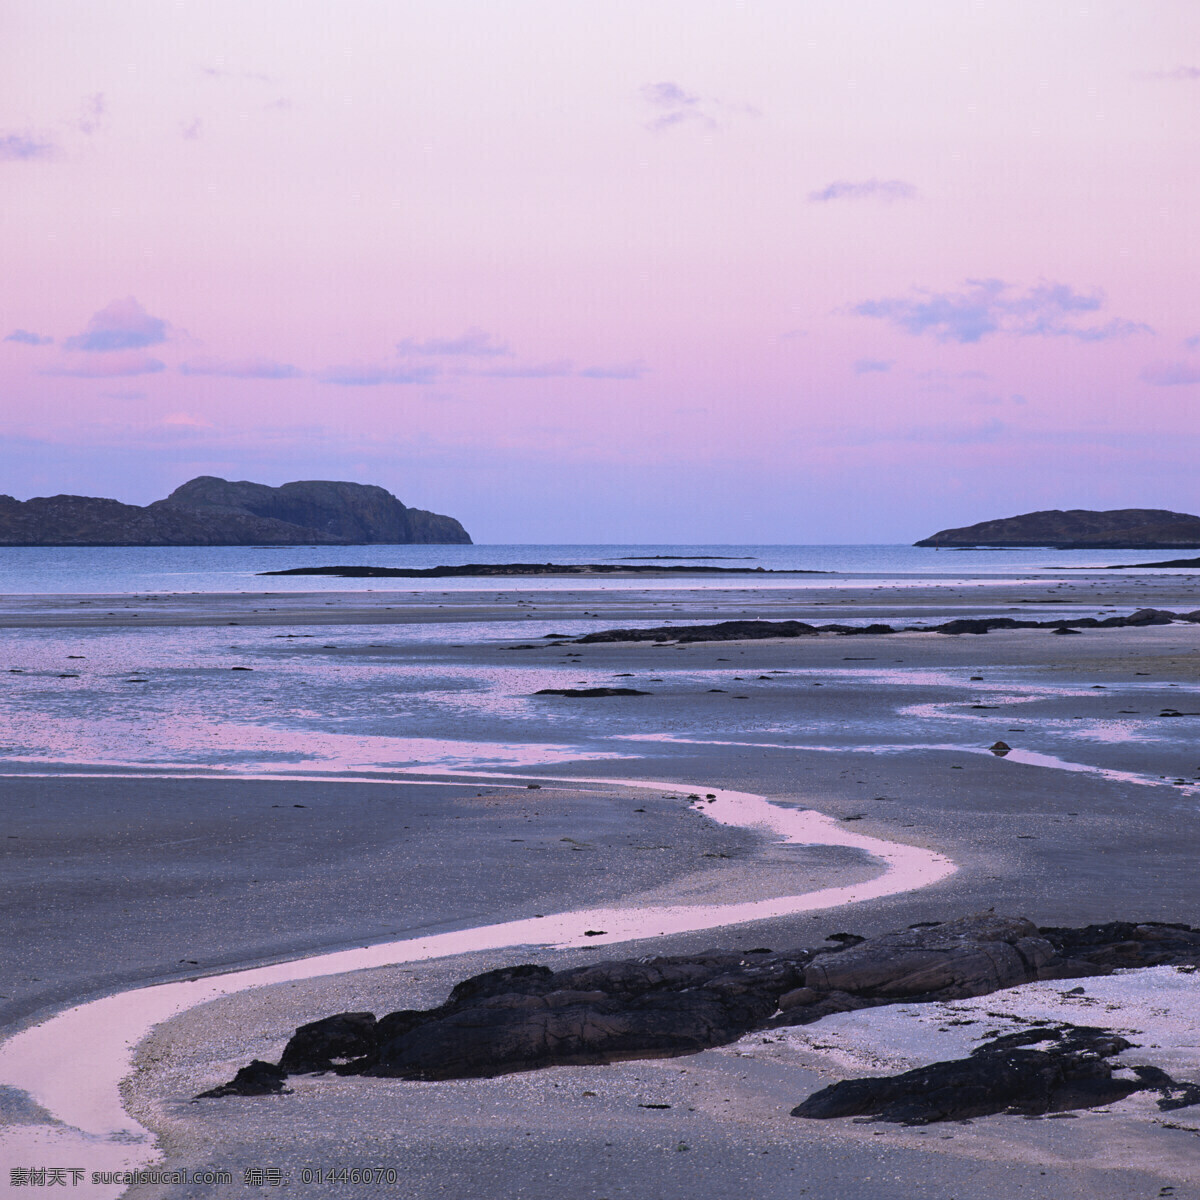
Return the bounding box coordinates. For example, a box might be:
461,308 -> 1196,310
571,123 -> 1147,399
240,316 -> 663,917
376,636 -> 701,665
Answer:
197,916 -> 1200,1098
196,1059 -> 288,1098
798,914 -> 1055,1003
1037,921 -> 1200,970
279,1012 -> 377,1074
792,1026 -> 1146,1123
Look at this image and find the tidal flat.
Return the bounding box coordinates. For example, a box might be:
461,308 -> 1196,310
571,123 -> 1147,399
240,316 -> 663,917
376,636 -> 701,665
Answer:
1,573 -> 1198,1198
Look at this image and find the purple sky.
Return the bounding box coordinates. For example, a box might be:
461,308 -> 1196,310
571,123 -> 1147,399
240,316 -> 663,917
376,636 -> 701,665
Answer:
2,1 -> 1198,542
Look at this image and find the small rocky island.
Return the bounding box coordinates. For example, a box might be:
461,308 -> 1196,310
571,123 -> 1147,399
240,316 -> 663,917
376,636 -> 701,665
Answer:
0,476 -> 471,546
915,508 -> 1200,549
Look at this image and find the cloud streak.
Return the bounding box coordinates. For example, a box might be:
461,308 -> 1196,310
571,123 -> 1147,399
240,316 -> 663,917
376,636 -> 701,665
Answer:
850,279 -> 1151,344
5,329 -> 53,346
42,352 -> 166,378
315,364 -> 437,386
1140,362 -> 1200,386
0,132 -> 57,161
1141,65 -> 1200,81
180,357 -> 303,379
471,360 -> 574,379
395,327 -> 509,356
809,179 -> 917,203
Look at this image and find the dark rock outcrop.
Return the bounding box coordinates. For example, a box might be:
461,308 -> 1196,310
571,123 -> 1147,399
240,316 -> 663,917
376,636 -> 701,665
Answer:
792,1026 -> 1165,1124
198,915 -> 1200,1104
915,508 -> 1200,549
798,914 -> 1054,1001
0,477 -> 470,545
575,620 -> 823,644
258,564 -> 824,578
196,1059 -> 289,1098
557,608 -> 1197,646
532,687 -> 650,697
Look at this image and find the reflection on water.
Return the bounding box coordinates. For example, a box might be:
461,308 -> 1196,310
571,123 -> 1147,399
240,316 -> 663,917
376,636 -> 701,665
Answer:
2,620 -> 1198,782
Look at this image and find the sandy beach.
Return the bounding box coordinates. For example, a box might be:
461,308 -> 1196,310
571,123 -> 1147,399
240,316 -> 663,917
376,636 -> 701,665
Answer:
2,573 -> 1199,1197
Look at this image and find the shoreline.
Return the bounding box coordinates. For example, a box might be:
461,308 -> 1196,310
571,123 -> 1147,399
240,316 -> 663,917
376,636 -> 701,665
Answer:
0,770 -> 953,1195
2,574 -> 1198,1197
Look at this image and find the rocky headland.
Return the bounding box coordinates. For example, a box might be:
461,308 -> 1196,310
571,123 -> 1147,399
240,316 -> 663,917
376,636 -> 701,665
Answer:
915,508 -> 1200,549
0,476 -> 471,545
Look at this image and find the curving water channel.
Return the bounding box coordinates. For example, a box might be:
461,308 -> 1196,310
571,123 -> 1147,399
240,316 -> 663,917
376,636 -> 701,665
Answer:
0,768 -> 954,1193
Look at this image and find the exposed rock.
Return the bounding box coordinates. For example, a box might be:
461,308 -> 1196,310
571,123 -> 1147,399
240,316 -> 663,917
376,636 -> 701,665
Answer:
915,508 -> 1200,549
196,1059 -> 288,1098
278,1012 -> 377,1074
0,477 -> 470,546
532,687 -> 650,697
1106,557 -> 1200,570
792,1026 -> 1153,1124
797,914 -> 1055,1004
258,564 -> 825,578
576,620 -> 822,644
197,916 -> 1200,1099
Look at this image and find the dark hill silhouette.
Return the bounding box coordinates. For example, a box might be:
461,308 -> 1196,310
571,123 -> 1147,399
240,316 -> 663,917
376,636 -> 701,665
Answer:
0,477 -> 471,545
916,508 -> 1200,549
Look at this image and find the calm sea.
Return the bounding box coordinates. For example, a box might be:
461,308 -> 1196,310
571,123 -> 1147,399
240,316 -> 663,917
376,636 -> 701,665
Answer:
0,543 -> 1190,595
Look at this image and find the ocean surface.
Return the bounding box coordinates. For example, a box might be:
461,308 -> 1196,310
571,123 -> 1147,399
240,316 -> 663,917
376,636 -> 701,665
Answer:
0,543 -> 1193,595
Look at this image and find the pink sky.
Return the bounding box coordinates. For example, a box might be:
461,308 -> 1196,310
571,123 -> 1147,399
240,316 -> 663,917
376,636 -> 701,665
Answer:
1,1 -> 1198,542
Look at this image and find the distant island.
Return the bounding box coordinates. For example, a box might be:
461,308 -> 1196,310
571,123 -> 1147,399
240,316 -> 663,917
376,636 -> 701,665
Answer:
0,476 -> 471,546
915,508 -> 1200,550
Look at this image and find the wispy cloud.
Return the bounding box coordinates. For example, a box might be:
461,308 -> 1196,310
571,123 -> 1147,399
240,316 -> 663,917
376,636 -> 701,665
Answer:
0,132 -> 57,161
1140,362 -> 1200,386
42,352 -> 166,378
76,93 -> 105,135
832,416 -> 1008,447
853,358 -> 892,374
315,364 -> 437,386
472,360 -> 574,379
850,279 -> 1151,344
180,357 -> 303,379
578,362 -> 647,380
4,329 -> 53,346
1140,65 -> 1200,81
640,81 -> 757,132
642,82 -> 714,132
395,327 -> 509,357
809,179 -> 918,203
63,298 -> 169,352
200,65 -> 275,84
1184,334 -> 1200,350
180,117 -> 202,141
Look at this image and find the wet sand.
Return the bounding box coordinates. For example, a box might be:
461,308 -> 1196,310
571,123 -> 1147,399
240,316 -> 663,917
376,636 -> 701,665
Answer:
2,573 -> 1199,1196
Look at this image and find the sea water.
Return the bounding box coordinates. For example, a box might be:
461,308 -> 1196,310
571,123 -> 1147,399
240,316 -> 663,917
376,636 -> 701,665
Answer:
0,542 -> 1191,595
